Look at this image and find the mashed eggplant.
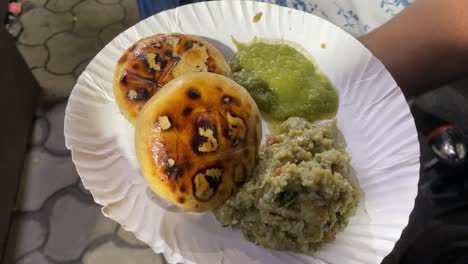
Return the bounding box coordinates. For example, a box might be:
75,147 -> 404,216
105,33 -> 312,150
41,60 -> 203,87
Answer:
213,117 -> 360,254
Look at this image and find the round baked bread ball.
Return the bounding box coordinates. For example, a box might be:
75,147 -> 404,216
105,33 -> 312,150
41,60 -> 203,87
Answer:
114,33 -> 231,125
135,72 -> 262,212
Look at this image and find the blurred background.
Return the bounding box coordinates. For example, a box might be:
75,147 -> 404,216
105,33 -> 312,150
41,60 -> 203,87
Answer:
0,0 -> 467,264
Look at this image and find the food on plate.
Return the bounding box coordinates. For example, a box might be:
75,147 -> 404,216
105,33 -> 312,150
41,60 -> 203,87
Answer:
114,33 -> 231,124
214,117 -> 360,254
229,39 -> 339,132
135,72 -> 262,212
252,12 -> 263,23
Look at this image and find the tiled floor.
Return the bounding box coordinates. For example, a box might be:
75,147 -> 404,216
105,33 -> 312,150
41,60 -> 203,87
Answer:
10,0 -> 139,102
5,0 -> 166,263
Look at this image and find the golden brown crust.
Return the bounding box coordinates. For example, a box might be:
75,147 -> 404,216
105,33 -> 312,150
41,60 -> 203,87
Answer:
113,33 -> 232,125
135,72 -> 262,212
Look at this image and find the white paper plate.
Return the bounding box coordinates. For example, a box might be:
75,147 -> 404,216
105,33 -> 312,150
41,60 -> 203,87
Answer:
64,1 -> 420,263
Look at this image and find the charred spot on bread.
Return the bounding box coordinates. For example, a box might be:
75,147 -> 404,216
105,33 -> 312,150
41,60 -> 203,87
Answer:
226,112 -> 247,145
192,167 -> 223,202
121,71 -> 156,87
136,51 -> 156,73
182,107 -> 193,116
221,95 -> 241,106
177,196 -> 185,204
127,88 -> 150,101
192,118 -> 218,153
164,163 -> 183,180
120,75 -> 128,86
186,88 -> 201,99
164,35 -> 180,47
222,96 -> 231,104
164,50 -> 178,60
154,54 -> 167,69
184,40 -> 195,51
150,41 -> 161,48
146,53 -> 162,71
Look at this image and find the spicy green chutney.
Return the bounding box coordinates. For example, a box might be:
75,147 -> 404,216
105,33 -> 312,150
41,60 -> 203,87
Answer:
253,12 -> 263,23
229,40 -> 339,130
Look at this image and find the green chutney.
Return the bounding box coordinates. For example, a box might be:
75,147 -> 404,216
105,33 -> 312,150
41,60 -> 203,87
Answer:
229,40 -> 339,132
253,12 -> 263,23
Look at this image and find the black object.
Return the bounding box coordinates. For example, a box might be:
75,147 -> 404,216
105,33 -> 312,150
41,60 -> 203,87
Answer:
400,223 -> 468,264
383,104 -> 468,264
383,149 -> 468,264
0,0 -> 8,26
411,104 -> 467,167
0,29 -> 39,261
401,161 -> 468,264
428,125 -> 467,167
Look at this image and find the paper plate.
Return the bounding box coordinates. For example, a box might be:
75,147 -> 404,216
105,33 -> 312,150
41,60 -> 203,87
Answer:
64,1 -> 420,263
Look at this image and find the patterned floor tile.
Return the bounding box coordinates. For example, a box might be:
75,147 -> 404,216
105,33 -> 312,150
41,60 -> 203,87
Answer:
16,251 -> 52,264
16,149 -> 78,211
117,227 -> 147,248
82,241 -> 165,264
4,217 -> 46,261
16,44 -> 48,68
19,0 -> 48,8
77,180 -> 92,197
46,0 -> 81,12
29,116 -> 49,147
18,8 -> 73,45
99,23 -> 127,45
46,32 -> 101,74
32,68 -> 76,101
121,0 -> 140,26
72,0 -> 124,37
73,59 -> 91,78
96,0 -> 120,4
44,193 -> 117,261
44,101 -> 70,155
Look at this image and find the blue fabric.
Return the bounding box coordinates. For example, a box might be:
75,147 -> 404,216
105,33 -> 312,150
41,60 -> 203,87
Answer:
137,0 -> 206,19
256,0 -> 413,36
136,0 -> 413,37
